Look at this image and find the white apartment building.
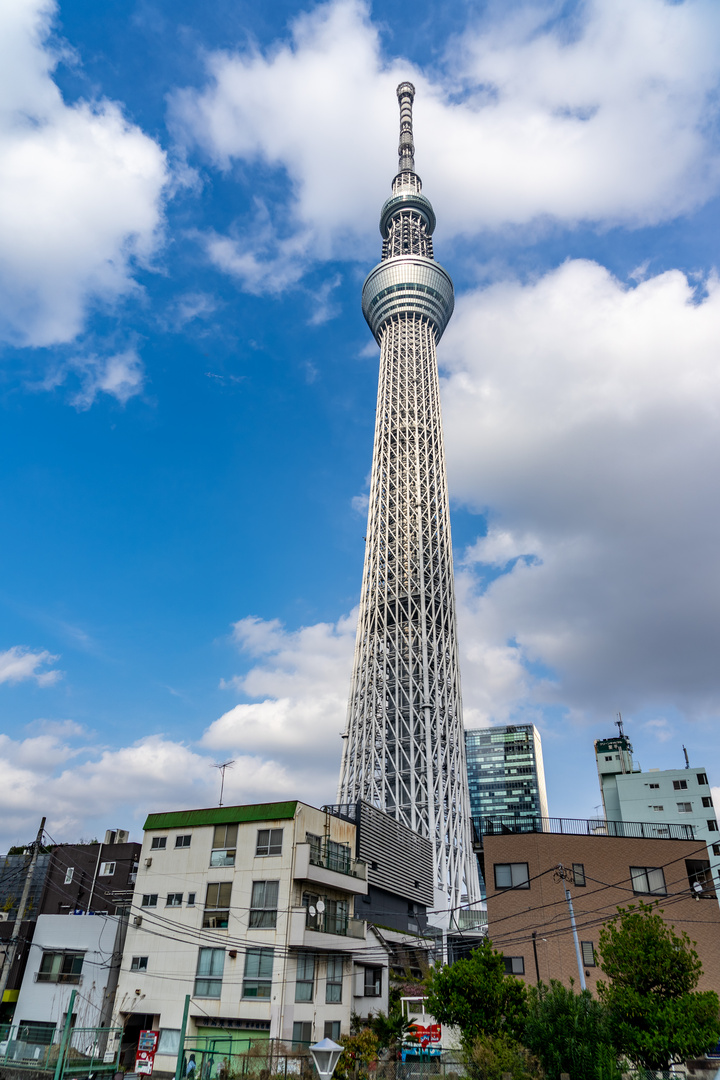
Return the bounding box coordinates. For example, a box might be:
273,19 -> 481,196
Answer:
112,801 -> 389,1073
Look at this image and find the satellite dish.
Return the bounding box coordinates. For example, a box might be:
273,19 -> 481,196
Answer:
316,900 -> 325,913
308,906 -> 316,916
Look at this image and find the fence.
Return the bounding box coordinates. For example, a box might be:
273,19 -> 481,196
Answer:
0,1022 -> 122,1077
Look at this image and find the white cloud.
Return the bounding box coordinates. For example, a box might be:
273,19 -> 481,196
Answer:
68,349 -> 146,409
0,0 -> 168,346
173,0 -> 720,292
439,259 -> 720,723
0,646 -> 61,687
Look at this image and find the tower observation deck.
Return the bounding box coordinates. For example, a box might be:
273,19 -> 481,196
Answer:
338,83 -> 481,915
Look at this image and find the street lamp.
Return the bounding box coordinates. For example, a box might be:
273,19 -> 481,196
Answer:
309,1038 -> 343,1080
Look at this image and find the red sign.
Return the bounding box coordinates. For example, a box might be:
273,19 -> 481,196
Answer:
135,1031 -> 159,1076
409,1023 -> 441,1046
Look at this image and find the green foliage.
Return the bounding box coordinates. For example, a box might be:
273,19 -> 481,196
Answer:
425,939 -> 528,1046
333,1029 -> 379,1080
597,902 -> 720,1071
366,1009 -> 413,1054
524,980 -> 622,1080
464,1033 -> 543,1080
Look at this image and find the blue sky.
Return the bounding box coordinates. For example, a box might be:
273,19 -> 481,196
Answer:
3,0 -> 720,847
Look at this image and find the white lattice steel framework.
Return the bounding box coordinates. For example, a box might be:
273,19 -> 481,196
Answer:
338,83 -> 480,913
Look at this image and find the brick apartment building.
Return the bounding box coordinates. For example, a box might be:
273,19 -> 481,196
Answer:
480,816 -> 720,993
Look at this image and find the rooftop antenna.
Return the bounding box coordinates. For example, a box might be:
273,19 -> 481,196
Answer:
683,745 -> 690,770
212,760 -> 235,807
615,713 -> 625,738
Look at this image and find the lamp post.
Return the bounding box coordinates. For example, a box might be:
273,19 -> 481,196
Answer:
309,1039 -> 343,1080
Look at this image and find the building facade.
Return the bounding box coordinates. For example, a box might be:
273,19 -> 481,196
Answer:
480,820 -> 720,992
337,81 -> 480,914
466,725 -> 549,828
112,802 -> 390,1074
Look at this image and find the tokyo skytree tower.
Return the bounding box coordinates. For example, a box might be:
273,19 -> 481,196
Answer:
338,83 -> 480,912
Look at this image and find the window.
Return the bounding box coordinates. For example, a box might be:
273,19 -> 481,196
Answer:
708,820 -> 719,832
572,864 -> 585,887
166,893 -> 183,907
203,883 -> 231,928
494,863 -> 530,890
17,1021 -> 56,1046
652,805 -> 664,812
249,881 -> 279,928
713,843 -> 720,857
256,829 -> 283,856
99,861 -> 116,876
303,892 -> 320,929
295,953 -> 315,1002
150,836 -> 167,849
686,859 -> 715,896
326,955 -> 343,1003
211,824 -> 237,867
581,942 -> 596,967
292,1022 -> 312,1048
697,773 -> 708,785
131,956 -> 148,971
64,867 -> 74,885
194,948 -> 225,998
156,1030 -> 181,1057
141,894 -> 158,907
307,834 -> 322,863
324,1022 -> 341,1042
604,756 -> 612,761
187,893 -> 196,906
677,802 -> 692,813
325,897 -> 349,935
243,947 -> 273,998
673,780 -> 688,790
37,952 -> 84,984
649,783 -> 660,789
630,867 -> 667,895
503,957 -> 525,975
175,835 -> 191,848
325,840 -> 351,874
364,967 -> 382,997
703,796 -> 714,808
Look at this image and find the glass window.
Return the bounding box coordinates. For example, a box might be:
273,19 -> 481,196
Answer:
175,835 -> 191,848
326,841 -> 351,874
141,894 -> 158,907
649,783 -> 660,789
713,843 -> 720,856
187,893 -> 196,906
256,829 -> 283,856
364,967 -> 382,996
572,864 -> 585,887
494,863 -> 530,890
581,942 -> 595,967
17,1021 -> 56,1046
673,780 -> 688,790
303,892 -> 320,930
324,1021 -> 341,1042
677,802 -> 692,812
99,862 -> 116,876
697,773 -> 708,785
203,882 -> 232,928
211,825 -> 237,867
326,955 -> 343,1003
703,796 -> 714,808
64,868 -> 74,885
195,948 -> 225,998
37,952 -> 84,983
295,953 -> 315,1002
131,956 -> 148,971
307,834 -> 322,863
249,881 -> 279,928
708,820 -> 719,832
686,859 -> 714,894
150,836 -> 167,849
652,805 -> 664,811
292,1022 -> 312,1049
156,1030 -> 181,1056
630,867 -> 667,895
243,947 -> 273,998
325,897 -> 349,935
166,893 -> 183,907
503,957 -> 524,975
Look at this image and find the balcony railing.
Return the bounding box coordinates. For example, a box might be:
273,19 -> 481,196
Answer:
305,908 -> 365,938
474,815 -> 696,842
308,841 -> 363,878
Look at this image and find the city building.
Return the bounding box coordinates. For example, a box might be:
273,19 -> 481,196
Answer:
112,801 -> 391,1075
479,817 -> 720,991
595,730 -> 720,892
466,725 -> 549,828
337,81 -> 480,915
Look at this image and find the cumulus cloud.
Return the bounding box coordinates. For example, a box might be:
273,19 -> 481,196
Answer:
439,259 -> 720,724
0,646 -> 61,687
173,0 -> 720,291
0,0 -> 168,346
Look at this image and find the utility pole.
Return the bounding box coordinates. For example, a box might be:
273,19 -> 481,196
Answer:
554,864 -> 586,991
0,817 -> 46,1004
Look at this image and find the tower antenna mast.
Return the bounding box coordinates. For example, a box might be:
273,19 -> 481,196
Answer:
212,760 -> 235,807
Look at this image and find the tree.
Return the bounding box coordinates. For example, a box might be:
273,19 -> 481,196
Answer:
523,980 -> 622,1080
333,1029 -> 379,1080
425,939 -> 528,1046
597,901 -> 720,1071
366,1009 -> 413,1056
465,1033 -> 543,1080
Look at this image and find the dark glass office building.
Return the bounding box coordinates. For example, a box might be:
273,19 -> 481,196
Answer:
465,724 -> 549,828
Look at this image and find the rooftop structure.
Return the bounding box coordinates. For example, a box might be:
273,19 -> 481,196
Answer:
337,83 -> 480,915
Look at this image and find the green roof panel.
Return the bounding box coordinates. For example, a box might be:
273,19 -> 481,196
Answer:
143,801 -> 299,831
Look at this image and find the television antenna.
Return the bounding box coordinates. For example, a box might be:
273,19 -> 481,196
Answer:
212,760 -> 235,807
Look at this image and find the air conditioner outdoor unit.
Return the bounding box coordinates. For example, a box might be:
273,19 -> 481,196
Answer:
0,912 -> 8,922
144,858 -> 152,868
133,916 -> 143,927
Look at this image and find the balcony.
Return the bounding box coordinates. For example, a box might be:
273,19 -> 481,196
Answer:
288,907 -> 366,950
293,843 -> 368,895
473,814 -> 697,847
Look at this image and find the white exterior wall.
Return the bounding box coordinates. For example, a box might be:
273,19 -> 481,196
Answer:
113,803 -> 387,1066
14,914 -> 123,1030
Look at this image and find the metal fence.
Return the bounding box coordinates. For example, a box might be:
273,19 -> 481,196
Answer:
0,1022 -> 122,1077
474,815 -> 697,842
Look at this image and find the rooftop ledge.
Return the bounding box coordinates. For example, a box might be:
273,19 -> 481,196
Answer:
474,815 -> 697,844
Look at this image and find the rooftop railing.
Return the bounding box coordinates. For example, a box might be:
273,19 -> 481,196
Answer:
474,815 -> 696,842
